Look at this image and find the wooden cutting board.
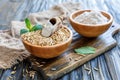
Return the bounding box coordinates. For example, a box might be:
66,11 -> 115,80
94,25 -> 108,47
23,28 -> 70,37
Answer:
28,22 -> 120,80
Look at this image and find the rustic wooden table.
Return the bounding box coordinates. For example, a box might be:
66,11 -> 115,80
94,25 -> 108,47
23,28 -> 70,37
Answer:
0,0 -> 120,80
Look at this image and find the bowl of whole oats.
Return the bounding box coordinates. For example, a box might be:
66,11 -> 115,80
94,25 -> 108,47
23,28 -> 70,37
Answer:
69,10 -> 113,37
21,18 -> 72,59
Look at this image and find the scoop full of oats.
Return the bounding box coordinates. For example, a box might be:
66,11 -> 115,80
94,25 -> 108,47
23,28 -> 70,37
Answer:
41,17 -> 62,37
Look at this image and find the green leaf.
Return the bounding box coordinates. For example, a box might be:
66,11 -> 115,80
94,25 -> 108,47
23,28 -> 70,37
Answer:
74,46 -> 96,54
20,29 -> 29,35
31,24 -> 43,31
25,18 -> 33,30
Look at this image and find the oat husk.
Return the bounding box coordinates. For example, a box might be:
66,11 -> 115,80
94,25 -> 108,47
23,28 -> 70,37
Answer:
0,2 -> 82,69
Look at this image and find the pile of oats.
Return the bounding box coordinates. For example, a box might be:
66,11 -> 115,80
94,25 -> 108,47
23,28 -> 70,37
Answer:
21,27 -> 70,46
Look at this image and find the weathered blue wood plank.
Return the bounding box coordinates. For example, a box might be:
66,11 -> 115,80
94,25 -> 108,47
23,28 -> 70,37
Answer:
0,0 -> 120,80
104,32 -> 120,80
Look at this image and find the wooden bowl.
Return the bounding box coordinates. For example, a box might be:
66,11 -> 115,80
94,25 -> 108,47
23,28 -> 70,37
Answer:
69,10 -> 113,37
21,26 -> 72,59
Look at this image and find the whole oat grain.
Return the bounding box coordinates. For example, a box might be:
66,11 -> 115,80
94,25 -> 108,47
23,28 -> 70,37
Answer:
21,27 -> 70,46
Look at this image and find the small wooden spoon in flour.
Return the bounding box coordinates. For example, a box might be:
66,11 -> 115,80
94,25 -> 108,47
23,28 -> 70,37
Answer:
41,17 -> 62,37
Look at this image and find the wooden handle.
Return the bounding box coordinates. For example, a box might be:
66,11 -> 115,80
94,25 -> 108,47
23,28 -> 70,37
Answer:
105,22 -> 120,36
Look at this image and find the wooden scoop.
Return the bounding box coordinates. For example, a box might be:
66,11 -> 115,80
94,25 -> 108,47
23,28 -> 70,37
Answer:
41,17 -> 62,37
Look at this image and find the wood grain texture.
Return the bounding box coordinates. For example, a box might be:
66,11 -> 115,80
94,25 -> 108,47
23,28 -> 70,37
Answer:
0,0 -> 120,80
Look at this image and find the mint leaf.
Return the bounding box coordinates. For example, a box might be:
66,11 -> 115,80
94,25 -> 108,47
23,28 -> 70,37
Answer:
31,24 -> 43,31
20,29 -> 29,35
25,18 -> 33,30
20,18 -> 43,35
74,46 -> 96,54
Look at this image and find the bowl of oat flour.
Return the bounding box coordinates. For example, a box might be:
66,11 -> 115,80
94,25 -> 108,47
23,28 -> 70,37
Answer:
69,10 -> 113,37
